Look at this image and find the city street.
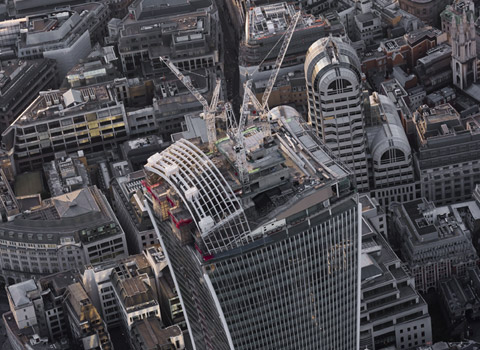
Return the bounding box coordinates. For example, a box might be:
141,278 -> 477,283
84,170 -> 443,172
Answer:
215,0 -> 240,110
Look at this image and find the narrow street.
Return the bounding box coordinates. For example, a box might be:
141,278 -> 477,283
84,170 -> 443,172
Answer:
215,0 -> 240,112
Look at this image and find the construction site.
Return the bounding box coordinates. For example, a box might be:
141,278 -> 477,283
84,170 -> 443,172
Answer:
142,20 -> 360,346
143,7 -> 354,257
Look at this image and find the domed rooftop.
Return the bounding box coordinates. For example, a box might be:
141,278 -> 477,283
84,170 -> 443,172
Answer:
366,94 -> 411,166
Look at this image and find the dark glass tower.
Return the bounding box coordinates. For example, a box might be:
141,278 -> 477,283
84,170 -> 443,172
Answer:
144,106 -> 361,350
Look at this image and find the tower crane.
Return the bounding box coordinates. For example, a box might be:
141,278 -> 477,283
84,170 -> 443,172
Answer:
242,11 -> 301,138
261,11 -> 301,111
160,9 -> 300,194
229,11 -> 301,194
232,80 -> 254,194
159,56 -> 221,151
223,102 -> 238,132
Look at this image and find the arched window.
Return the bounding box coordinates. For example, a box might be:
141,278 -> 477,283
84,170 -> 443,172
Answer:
328,79 -> 352,90
380,148 -> 405,164
327,79 -> 353,95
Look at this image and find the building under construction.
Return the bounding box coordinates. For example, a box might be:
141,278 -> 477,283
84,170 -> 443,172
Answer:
143,105 -> 361,349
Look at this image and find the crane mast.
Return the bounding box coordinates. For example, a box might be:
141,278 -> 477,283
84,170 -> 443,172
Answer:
234,80 -> 253,194
159,56 -> 220,151
261,11 -> 301,110
248,11 -> 301,138
206,78 -> 221,150
232,10 -> 301,194
224,102 -> 238,133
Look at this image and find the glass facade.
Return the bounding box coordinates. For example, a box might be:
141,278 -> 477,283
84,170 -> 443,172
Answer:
208,198 -> 360,349
148,195 -> 360,350
145,125 -> 360,350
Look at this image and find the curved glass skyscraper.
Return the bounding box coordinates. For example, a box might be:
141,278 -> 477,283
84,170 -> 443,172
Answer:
144,107 -> 361,349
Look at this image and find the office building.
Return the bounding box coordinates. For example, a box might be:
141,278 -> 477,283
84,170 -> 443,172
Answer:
37,271 -> 77,341
438,268 -> 480,326
0,59 -> 57,134
154,263 -> 185,331
425,87 -> 456,107
144,105 -> 361,349
104,0 -> 221,143
4,270 -> 83,348
240,2 -> 343,67
412,104 -> 480,205
64,282 -> 113,350
111,261 -> 161,333
240,2 -> 344,100
354,12 -> 382,44
360,38 -> 404,81
414,44 -> 452,93
6,279 -> 40,330
0,168 -> 19,222
0,18 -> 26,52
111,169 -> 158,254
43,151 -> 90,197
107,0 -> 135,19
392,198 -> 478,292
109,0 -> 219,76
131,318 -> 184,350
398,0 -> 450,26
374,2 -> 424,36
65,45 -> 121,88
143,246 -> 186,330
365,93 -> 416,207
126,0 -> 215,20
419,341 -> 480,349
1,83 -> 129,175
359,195 -> 432,350
82,246 -> 175,330
0,186 -> 127,285
16,3 -> 110,79
403,26 -> 445,69
379,79 -> 415,137
305,36 -> 370,191
6,270 -> 76,343
120,136 -> 165,171
124,67 -> 219,141
4,261 -> 183,350
4,277 -> 71,350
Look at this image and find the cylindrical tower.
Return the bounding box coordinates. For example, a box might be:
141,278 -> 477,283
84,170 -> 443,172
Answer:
305,36 -> 369,191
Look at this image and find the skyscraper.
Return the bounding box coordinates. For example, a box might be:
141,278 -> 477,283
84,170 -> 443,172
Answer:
305,36 -> 370,191
144,106 -> 361,349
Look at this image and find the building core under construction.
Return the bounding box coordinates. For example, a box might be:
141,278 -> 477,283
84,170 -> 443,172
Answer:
144,105 -> 361,349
